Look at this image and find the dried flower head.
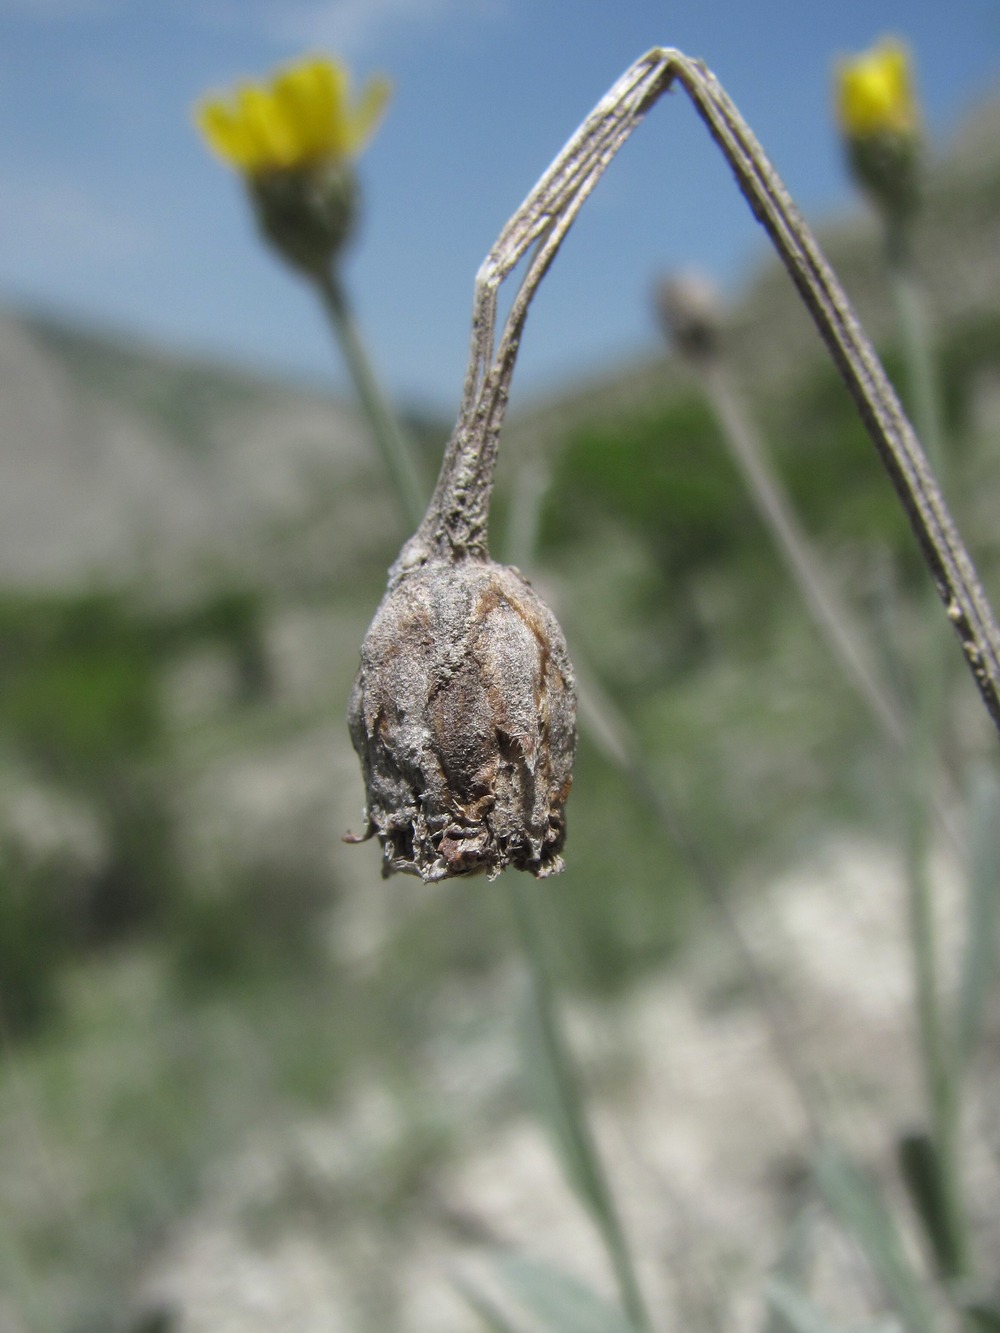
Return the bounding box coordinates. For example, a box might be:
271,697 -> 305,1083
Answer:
349,556 -> 575,881
346,44 -> 1000,881
654,269 -> 723,362
348,190 -> 579,882
194,55 -> 390,275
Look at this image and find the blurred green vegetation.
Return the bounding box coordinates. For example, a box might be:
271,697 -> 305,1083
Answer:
2,191 -> 1000,1331
524,312 -> 1000,999
22,315 -> 276,456
4,298 -> 999,1037
0,586 -> 278,1033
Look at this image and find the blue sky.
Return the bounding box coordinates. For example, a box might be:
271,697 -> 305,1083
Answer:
0,0 -> 997,415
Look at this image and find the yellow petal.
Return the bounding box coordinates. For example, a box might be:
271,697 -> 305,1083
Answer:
835,38 -> 917,138
195,99 -> 262,170
234,84 -> 302,169
194,54 -> 389,175
339,74 -> 392,157
272,56 -> 349,161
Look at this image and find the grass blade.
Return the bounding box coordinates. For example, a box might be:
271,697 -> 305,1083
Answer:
814,1144 -> 938,1333
766,1277 -> 864,1333
956,764 -> 1000,1070
496,1253 -> 639,1333
516,974 -> 593,1207
508,877 -> 651,1332
768,1275 -> 914,1333
761,1204 -> 819,1333
454,1273 -> 526,1333
896,1130 -> 961,1280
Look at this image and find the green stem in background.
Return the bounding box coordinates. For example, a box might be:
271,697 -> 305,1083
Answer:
314,263 -> 651,1328
884,224 -> 969,1284
900,660 -> 965,1281
504,460 -> 550,575
503,476 -> 826,1147
700,358 -> 906,750
886,229 -> 945,477
691,356 -> 965,853
505,875 -> 653,1333
314,267 -> 428,532
573,623 -> 827,1145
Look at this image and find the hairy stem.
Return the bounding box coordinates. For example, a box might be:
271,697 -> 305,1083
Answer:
402,48 -> 1000,735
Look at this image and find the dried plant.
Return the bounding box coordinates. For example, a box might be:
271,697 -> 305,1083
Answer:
339,48 -> 1000,1330
350,47 -> 1000,891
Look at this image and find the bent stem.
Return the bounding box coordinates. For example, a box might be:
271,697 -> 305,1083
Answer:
314,267 -> 427,532
421,47 -> 1000,734
506,875 -> 653,1333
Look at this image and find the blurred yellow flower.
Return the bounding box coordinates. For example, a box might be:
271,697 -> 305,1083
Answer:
195,55 -> 391,174
834,38 -> 918,139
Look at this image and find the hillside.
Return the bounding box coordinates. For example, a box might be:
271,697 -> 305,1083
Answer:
3,93 -> 999,595
0,313 -> 411,589
1,86 -> 1000,1333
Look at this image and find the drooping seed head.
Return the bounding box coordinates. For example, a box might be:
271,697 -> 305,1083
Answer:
348,556 -> 576,882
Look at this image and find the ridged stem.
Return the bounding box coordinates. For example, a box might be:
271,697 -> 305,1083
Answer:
390,49 -> 1000,737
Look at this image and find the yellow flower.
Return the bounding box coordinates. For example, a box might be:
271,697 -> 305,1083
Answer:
195,55 -> 391,175
834,38 -> 918,139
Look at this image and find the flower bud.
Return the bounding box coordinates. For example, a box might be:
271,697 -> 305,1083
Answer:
834,38 -> 923,226
348,557 -> 576,882
194,55 -> 389,276
247,159 -> 358,277
654,269 -> 723,362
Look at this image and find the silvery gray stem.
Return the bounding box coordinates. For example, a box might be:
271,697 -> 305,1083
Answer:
351,46 -> 1000,883
392,48 -> 1000,739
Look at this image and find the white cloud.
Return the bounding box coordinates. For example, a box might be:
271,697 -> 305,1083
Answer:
259,0 -> 502,57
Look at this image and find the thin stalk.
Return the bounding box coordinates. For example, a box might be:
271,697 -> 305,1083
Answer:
505,875 -> 653,1333
314,267 -> 427,532
696,357 -> 965,852
388,49 -> 1000,731
900,669 -> 966,1279
700,358 -> 906,749
503,481 -> 825,1147
505,460 -> 550,572
900,683 -> 968,1286
886,229 -> 969,1281
887,232 -> 945,477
